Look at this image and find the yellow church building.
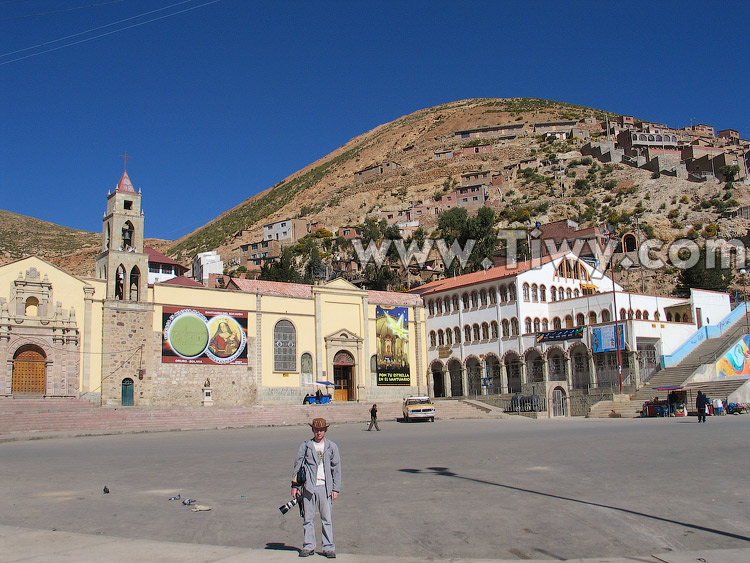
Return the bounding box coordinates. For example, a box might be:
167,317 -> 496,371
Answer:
0,172 -> 428,406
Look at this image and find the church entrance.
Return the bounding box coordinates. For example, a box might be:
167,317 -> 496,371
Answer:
12,345 -> 46,396
333,350 -> 355,401
121,378 -> 134,406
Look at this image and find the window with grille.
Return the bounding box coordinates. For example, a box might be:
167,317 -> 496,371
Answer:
274,320 -> 296,372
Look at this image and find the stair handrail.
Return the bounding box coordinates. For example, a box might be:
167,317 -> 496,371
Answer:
660,303 -> 747,368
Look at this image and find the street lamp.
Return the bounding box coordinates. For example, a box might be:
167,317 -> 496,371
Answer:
606,226 -> 623,394
740,269 -> 749,333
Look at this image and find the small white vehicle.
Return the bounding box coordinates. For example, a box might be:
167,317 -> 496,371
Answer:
402,396 -> 435,422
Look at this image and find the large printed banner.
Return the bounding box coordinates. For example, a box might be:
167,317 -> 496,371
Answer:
591,325 -> 625,353
717,334 -> 750,378
376,305 -> 410,386
162,307 -> 248,365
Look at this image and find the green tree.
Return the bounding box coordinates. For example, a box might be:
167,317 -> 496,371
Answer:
675,247 -> 734,296
303,250 -> 326,283
259,247 -> 302,283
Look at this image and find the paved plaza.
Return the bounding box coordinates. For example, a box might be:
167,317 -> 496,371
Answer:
2,415 -> 750,561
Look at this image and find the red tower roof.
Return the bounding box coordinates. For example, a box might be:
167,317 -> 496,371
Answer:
116,171 -> 136,193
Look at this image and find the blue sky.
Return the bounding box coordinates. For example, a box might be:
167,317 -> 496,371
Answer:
2,0 -> 749,241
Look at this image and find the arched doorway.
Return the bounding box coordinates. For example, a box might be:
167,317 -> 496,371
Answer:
333,350 -> 355,401
431,361 -> 446,398
570,346 -> 590,389
121,378 -> 134,406
447,358 -> 463,397
12,345 -> 47,395
466,357 -> 482,396
547,348 -> 567,382
486,355 -> 501,394
526,350 -> 544,383
551,387 -> 567,417
505,353 -> 522,393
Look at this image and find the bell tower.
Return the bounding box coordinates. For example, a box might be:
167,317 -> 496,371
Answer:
97,165 -> 154,406
96,170 -> 149,301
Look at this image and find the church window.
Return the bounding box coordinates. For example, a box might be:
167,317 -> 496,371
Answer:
115,265 -> 126,300
122,221 -> 134,250
124,200 -> 133,210
25,297 -> 39,316
129,267 -> 141,301
274,320 -> 296,372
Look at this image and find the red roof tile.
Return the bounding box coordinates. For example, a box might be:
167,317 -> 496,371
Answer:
410,254 -> 563,296
159,275 -> 204,287
116,171 -> 136,193
145,246 -> 188,271
228,278 -> 314,298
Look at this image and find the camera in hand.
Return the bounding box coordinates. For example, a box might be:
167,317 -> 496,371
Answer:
279,496 -> 299,514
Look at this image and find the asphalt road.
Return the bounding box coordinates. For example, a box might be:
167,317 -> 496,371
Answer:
1,415 -> 750,560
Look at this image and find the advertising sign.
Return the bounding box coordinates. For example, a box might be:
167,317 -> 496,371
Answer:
717,334 -> 750,378
162,307 -> 248,365
536,327 -> 583,343
376,305 -> 410,386
591,325 -> 625,353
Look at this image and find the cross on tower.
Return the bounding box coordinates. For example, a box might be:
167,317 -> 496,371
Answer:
120,152 -> 132,171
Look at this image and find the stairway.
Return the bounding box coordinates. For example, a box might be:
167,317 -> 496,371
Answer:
586,394 -> 642,418
0,397 -> 498,437
632,319 -> 750,404
587,314 -> 750,418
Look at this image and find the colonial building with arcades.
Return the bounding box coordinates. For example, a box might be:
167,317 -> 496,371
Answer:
410,254 -> 730,416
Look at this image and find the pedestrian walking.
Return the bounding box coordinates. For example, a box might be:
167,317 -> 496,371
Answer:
367,404 -> 380,431
291,418 -> 341,558
696,391 -> 708,423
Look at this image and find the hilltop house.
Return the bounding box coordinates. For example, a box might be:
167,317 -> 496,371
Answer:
354,161 -> 401,181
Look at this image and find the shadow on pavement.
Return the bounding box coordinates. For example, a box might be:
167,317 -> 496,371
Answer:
399,466 -> 750,544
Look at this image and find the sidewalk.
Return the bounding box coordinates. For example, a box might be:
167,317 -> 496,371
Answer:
2,525 -> 748,563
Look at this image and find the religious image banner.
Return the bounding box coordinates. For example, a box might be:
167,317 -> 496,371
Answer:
591,325 -> 625,353
162,307 -> 248,365
376,305 -> 410,386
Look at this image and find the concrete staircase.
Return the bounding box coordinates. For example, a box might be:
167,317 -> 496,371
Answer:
0,397 -> 498,438
587,315 -> 750,418
586,394 -> 642,418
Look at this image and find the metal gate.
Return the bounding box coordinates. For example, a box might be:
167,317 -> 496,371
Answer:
552,388 -> 566,417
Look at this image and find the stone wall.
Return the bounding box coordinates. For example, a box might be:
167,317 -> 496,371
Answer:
149,331 -> 257,407
568,389 -> 614,417
100,301 -> 153,406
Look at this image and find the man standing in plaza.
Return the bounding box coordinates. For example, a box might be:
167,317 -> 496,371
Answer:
292,418 -> 341,558
367,403 -> 380,431
696,391 -> 708,423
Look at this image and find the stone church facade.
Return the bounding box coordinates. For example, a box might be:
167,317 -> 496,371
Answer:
0,171 -> 428,406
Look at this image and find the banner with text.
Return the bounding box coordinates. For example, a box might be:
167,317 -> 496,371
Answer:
376,305 -> 410,385
162,307 -> 248,365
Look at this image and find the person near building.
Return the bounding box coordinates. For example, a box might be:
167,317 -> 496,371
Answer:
668,390 -> 678,417
292,418 -> 341,558
696,391 -> 708,423
367,404 -> 380,431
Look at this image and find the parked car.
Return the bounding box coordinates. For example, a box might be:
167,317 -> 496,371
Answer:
402,396 -> 435,422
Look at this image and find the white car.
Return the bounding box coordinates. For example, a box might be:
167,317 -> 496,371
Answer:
402,396 -> 435,422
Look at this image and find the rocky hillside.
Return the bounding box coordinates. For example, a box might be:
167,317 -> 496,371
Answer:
3,98 -> 748,293
164,97 -> 749,295
0,209 -> 170,278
